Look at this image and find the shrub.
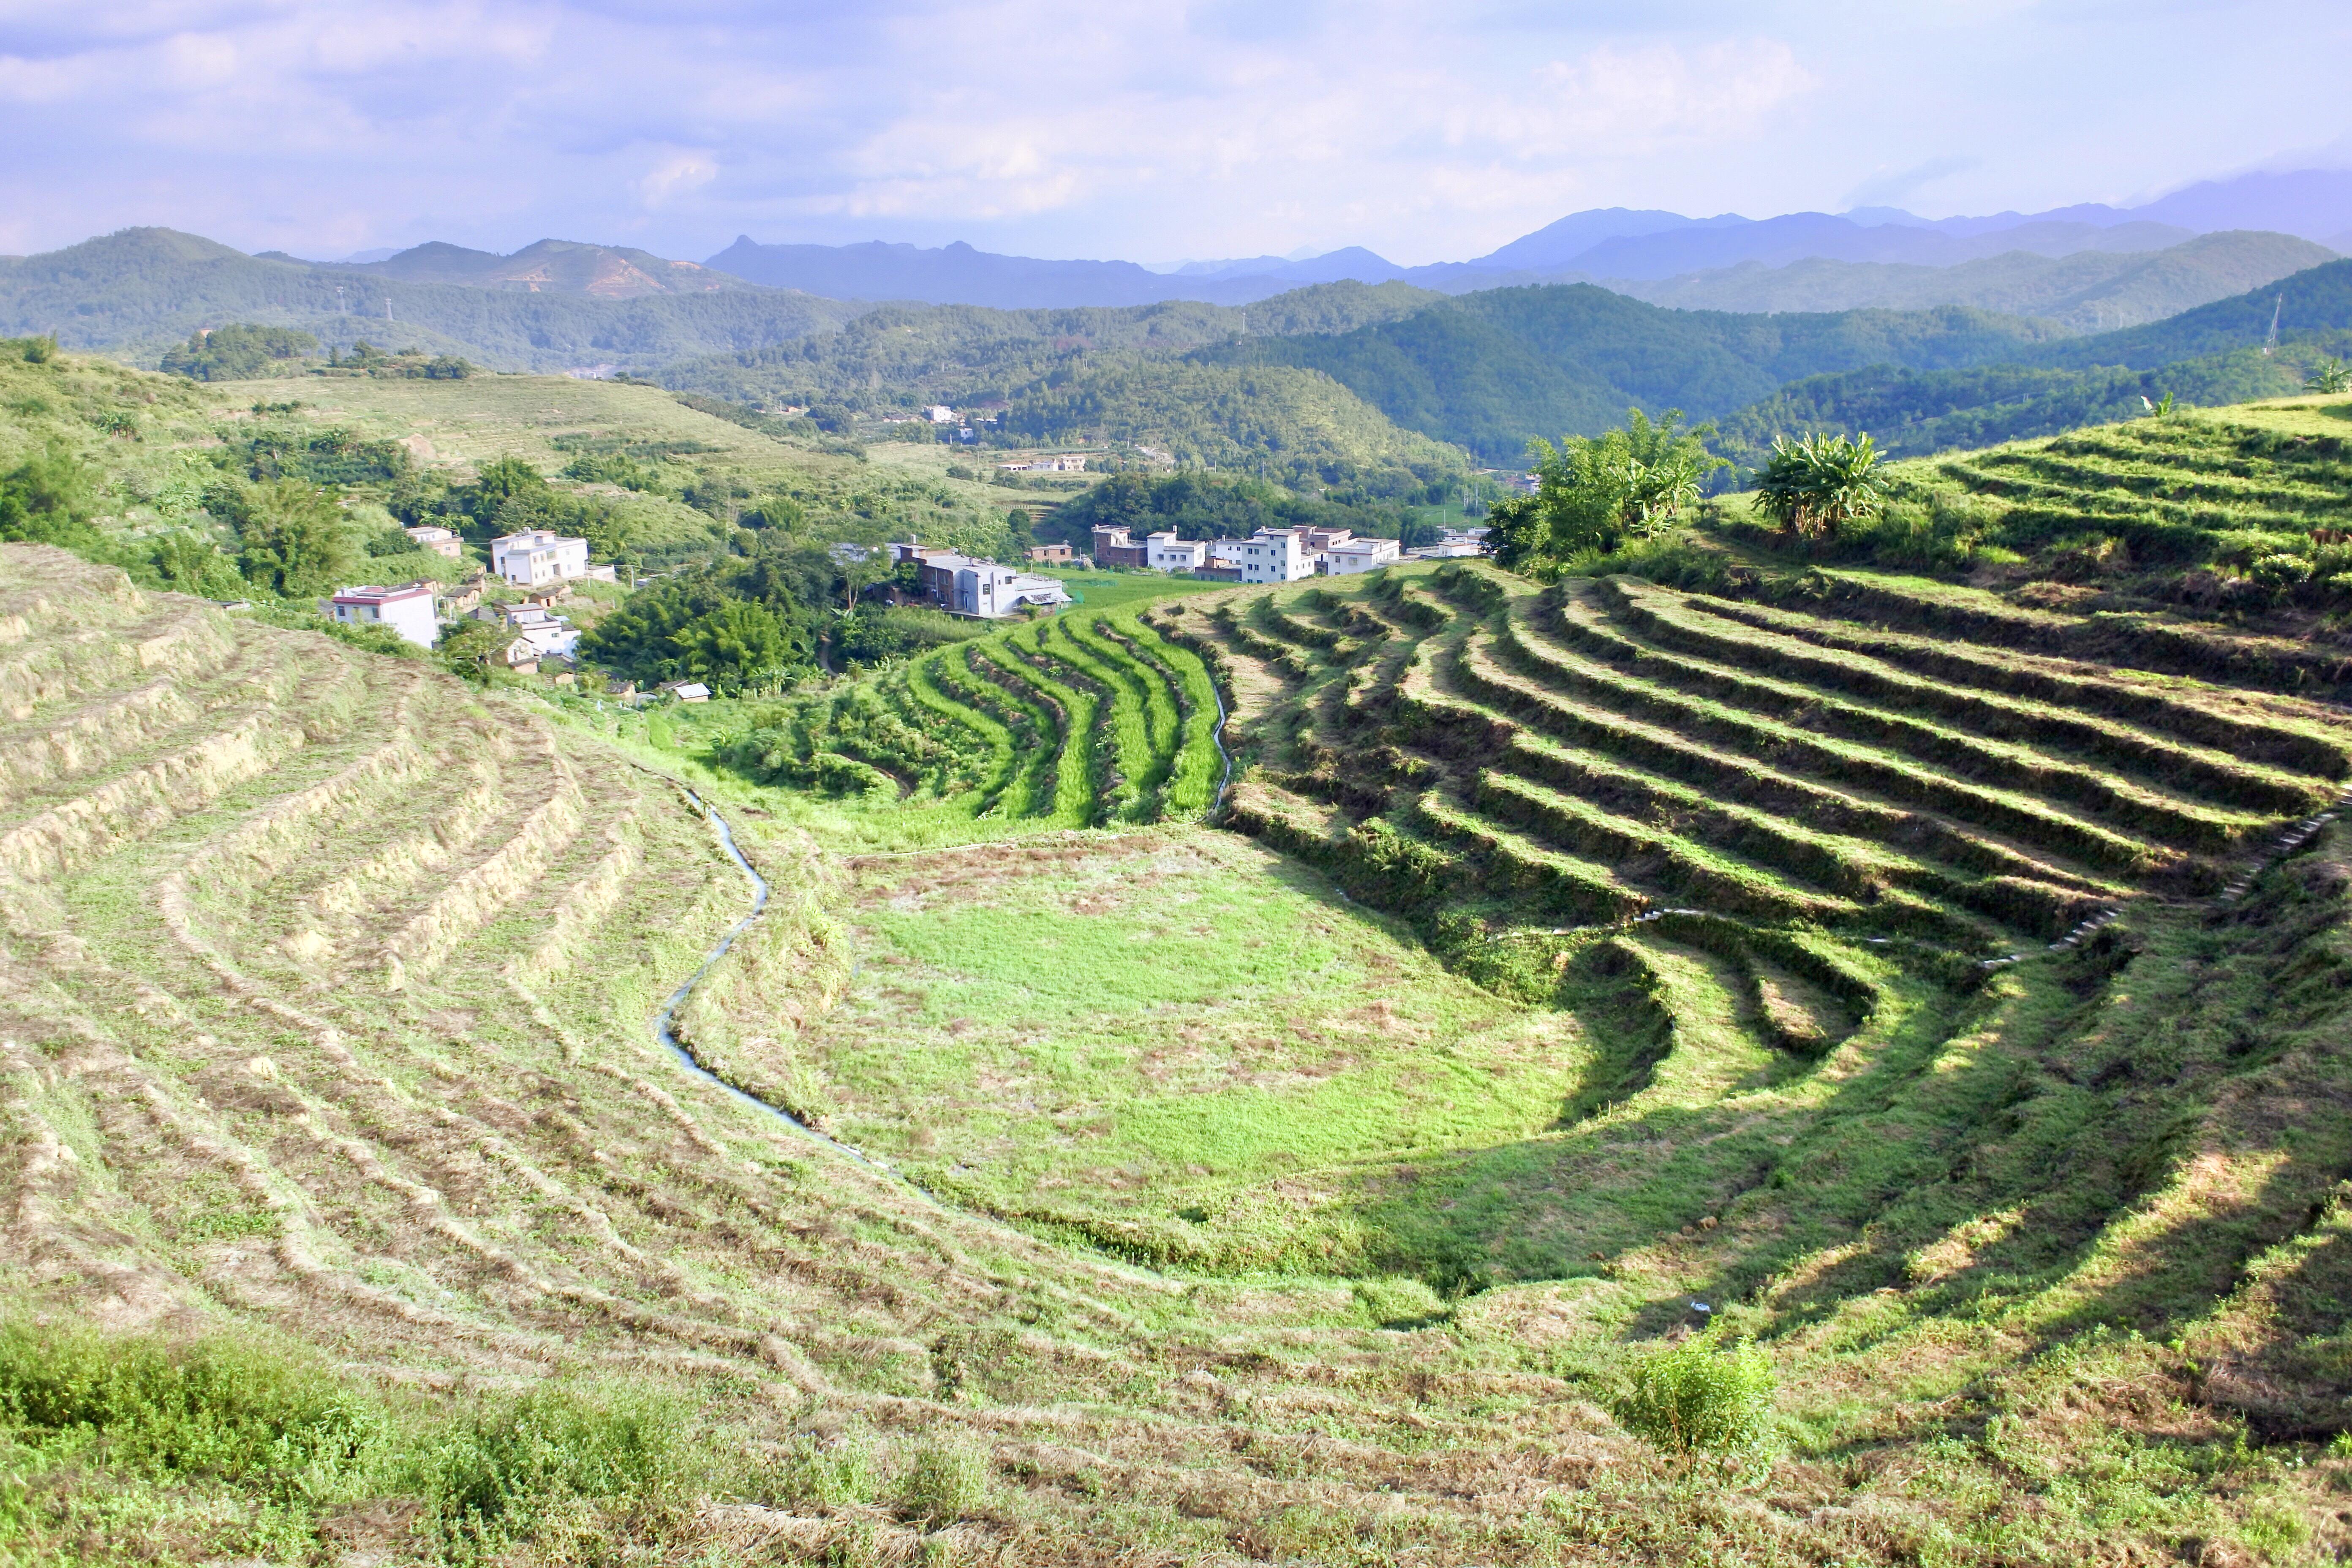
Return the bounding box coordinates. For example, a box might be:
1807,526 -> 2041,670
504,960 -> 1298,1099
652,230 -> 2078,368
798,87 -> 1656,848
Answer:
0,444 -> 101,546
416,1384 -> 689,1552
896,1438 -> 988,1530
234,479 -> 353,596
1610,1326 -> 1776,1463
760,1432 -> 874,1510
2249,553 -> 2312,590
0,1322 -> 380,1491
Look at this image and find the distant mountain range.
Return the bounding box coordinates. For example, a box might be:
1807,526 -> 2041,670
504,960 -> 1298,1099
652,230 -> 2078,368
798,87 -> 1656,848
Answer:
1612,231 -> 2339,333
289,237 -> 753,299
701,168 -> 2352,306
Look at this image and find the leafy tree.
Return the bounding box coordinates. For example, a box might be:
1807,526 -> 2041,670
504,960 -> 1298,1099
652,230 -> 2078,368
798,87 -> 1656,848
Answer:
235,480 -> 354,596
435,618 -> 512,686
468,456 -> 550,520
666,598 -> 800,692
1611,1326 -> 1776,1467
1755,431 -> 1886,539
2306,357 -> 2352,395
148,531 -> 245,597
581,577 -> 816,695
0,445 -> 101,545
365,523 -> 418,557
1484,408 -> 1724,572
159,324 -> 318,381
740,495 -> 804,531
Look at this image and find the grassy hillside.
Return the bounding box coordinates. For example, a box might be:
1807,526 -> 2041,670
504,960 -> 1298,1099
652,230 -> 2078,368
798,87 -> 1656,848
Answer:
1620,229 -> 2338,332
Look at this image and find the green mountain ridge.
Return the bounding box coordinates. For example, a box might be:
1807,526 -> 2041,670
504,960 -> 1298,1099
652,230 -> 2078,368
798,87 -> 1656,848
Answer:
1217,288 -> 2073,461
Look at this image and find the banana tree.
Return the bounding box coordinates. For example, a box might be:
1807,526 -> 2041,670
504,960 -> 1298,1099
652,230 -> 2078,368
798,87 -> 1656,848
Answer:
1756,433 -> 1886,539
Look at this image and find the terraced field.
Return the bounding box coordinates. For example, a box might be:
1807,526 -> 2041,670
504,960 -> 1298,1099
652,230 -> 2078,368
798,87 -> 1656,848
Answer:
726,600 -> 1227,841
1932,413 -> 2352,567
1164,559 -> 2352,1065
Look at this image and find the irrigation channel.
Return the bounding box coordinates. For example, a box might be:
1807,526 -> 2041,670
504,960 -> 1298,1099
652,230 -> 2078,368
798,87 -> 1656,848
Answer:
652,790 -> 904,1182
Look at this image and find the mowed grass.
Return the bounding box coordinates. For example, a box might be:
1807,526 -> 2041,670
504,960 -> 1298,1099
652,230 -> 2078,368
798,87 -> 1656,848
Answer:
792,828 -> 1575,1267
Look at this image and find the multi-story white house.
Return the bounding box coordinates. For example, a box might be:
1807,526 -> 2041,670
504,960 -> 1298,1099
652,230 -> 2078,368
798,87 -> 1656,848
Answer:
912,553 -> 1074,618
403,525 -> 463,558
473,601 -> 580,658
1222,530 -> 1315,583
328,583 -> 438,648
1146,531 -> 1208,572
490,529 -> 591,587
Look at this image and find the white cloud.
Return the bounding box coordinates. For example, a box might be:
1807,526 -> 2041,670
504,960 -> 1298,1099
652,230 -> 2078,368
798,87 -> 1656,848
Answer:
0,0 -> 2347,264
635,150 -> 718,209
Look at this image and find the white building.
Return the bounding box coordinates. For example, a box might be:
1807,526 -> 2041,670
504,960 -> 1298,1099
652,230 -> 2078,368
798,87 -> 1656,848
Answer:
914,553 -> 1075,618
328,583 -> 438,648
1224,530 -> 1314,584
1146,531 -> 1208,572
490,529 -> 591,587
478,602 -> 580,658
924,405 -> 956,424
1318,536 -> 1402,575
403,525 -> 463,558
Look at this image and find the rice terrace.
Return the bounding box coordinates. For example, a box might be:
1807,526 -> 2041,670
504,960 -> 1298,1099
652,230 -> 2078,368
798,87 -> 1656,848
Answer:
10,70 -> 2352,1563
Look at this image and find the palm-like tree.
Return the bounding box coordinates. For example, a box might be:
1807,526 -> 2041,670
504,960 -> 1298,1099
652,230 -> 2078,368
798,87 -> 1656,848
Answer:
2305,359 -> 2352,395
1755,433 -> 1887,539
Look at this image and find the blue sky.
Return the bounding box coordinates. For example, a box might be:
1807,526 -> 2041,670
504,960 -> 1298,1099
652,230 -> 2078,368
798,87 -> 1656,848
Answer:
3,0 -> 2349,264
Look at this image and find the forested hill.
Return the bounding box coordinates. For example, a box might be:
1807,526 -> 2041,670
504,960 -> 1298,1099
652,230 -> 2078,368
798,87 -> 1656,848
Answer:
654,280 -> 1443,406
2028,256 -> 2352,369
0,228 -> 868,371
1709,260 -> 2352,465
1215,286 -> 2069,460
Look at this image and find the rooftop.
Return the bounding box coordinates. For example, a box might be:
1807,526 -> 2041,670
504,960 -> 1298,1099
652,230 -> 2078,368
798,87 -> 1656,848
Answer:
331,582 -> 434,605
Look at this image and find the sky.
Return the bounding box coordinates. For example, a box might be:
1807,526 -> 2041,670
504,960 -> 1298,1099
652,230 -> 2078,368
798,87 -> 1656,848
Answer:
3,1 -> 2349,266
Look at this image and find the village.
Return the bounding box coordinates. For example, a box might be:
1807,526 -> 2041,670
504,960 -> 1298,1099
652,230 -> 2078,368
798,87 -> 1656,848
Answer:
317,467 -> 1489,694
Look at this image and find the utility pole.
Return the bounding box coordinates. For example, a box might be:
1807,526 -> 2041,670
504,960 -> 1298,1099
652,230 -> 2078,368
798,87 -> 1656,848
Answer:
2263,294 -> 2282,356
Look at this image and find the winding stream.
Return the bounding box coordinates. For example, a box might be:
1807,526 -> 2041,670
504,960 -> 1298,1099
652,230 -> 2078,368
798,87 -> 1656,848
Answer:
651,790 -> 900,1179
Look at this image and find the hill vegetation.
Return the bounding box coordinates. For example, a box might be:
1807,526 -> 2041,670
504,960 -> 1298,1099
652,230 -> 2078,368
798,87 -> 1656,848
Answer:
1220,288 -> 2071,461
